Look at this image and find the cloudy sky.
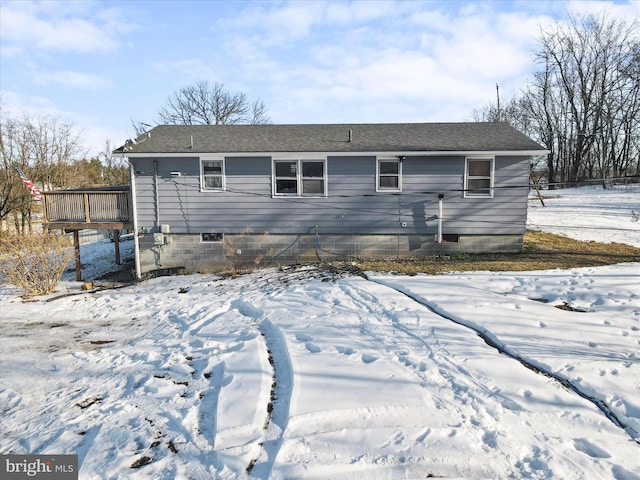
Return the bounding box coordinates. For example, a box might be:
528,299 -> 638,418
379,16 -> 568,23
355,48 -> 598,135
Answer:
1,0 -> 638,156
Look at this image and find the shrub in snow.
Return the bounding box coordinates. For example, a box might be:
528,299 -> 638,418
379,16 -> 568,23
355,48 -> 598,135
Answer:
223,228 -> 271,275
0,232 -> 73,296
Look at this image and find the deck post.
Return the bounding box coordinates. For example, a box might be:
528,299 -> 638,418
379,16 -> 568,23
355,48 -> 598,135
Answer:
73,230 -> 82,281
114,229 -> 121,265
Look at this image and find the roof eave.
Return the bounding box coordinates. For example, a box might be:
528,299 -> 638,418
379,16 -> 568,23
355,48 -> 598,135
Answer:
117,149 -> 549,158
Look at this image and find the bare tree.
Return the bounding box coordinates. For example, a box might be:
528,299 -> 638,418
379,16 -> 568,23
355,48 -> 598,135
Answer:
471,13 -> 639,187
98,138 -> 129,185
249,99 -> 271,125
535,14 -> 639,183
0,117 -> 21,234
130,119 -> 154,137
0,113 -> 83,234
157,81 -> 271,125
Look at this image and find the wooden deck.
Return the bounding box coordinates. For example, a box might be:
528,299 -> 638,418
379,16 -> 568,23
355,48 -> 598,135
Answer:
41,186 -> 134,281
42,186 -> 133,231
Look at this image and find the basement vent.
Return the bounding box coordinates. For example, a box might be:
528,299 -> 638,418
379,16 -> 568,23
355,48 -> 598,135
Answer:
202,233 -> 223,242
442,234 -> 460,243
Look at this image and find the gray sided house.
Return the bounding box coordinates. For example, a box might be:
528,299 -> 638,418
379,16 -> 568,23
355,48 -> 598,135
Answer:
114,123 -> 546,276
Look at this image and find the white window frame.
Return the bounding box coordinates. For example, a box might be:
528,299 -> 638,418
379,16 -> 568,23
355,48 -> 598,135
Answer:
464,157 -> 494,198
376,157 -> 402,192
200,156 -> 226,191
272,158 -> 328,197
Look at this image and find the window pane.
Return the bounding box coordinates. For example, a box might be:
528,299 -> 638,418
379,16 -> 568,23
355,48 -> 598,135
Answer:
204,176 -> 222,189
276,179 -> 297,194
302,161 -> 324,178
468,160 -> 491,177
203,160 -> 222,175
302,179 -> 324,194
276,161 -> 297,177
380,161 -> 399,175
467,178 -> 491,194
379,176 -> 399,189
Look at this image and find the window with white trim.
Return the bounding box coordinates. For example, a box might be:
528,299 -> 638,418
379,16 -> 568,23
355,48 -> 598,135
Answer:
201,158 -> 225,190
377,158 -> 401,192
465,157 -> 494,197
273,159 -> 326,196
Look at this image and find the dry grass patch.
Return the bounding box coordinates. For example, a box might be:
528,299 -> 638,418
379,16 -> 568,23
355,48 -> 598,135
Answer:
0,232 -> 74,295
338,231 -> 640,275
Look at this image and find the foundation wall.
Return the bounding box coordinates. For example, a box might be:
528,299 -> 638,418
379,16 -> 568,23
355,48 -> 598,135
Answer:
138,232 -> 523,275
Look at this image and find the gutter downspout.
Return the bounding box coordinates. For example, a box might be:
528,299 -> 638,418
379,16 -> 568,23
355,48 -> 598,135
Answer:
153,160 -> 160,229
437,194 -> 444,244
129,161 -> 142,280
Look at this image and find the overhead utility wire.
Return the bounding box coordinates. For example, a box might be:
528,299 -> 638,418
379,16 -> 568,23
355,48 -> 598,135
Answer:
130,175 -> 636,229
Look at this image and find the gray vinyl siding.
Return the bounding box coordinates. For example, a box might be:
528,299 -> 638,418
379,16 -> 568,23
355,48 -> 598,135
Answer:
130,154 -> 529,236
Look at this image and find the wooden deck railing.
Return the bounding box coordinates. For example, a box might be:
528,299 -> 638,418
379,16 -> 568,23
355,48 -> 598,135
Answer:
41,187 -> 133,281
42,188 -> 133,228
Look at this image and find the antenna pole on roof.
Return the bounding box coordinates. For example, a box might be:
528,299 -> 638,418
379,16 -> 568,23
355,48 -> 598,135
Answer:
496,83 -> 501,122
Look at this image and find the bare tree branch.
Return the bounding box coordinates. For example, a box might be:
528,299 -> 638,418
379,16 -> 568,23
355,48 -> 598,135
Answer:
157,81 -> 270,125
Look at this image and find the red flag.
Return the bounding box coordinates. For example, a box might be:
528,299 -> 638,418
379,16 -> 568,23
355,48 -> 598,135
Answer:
15,166 -> 42,201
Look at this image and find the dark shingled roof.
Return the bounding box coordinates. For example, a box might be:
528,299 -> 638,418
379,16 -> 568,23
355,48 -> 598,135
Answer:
114,123 -> 546,154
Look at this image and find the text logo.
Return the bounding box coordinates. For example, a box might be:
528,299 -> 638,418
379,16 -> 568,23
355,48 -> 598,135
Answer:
2,455 -> 78,480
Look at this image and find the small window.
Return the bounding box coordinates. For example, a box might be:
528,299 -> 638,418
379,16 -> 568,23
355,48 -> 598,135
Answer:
202,158 -> 225,190
201,232 -> 223,242
377,158 -> 401,192
274,159 -> 326,196
465,158 -> 493,197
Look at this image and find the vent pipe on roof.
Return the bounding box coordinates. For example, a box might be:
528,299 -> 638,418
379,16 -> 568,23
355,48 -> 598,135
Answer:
348,129 -> 353,143
189,135 -> 193,149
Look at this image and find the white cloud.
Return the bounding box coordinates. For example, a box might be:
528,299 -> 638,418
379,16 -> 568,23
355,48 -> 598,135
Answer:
0,0 -> 137,55
0,89 -> 61,118
229,0 -> 610,124
151,59 -> 218,85
30,70 -> 113,90
566,0 -> 640,19
219,1 -> 324,47
324,0 -> 404,24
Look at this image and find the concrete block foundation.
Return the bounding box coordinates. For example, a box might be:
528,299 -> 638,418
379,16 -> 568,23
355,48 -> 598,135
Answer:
137,232 -> 523,275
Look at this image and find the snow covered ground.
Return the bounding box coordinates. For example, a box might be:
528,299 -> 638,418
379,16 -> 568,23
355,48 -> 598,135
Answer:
527,183 -> 640,247
1,185 -> 639,479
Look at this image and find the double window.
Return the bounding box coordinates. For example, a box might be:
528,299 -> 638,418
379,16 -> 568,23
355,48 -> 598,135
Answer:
465,157 -> 494,197
273,159 -> 326,196
201,158 -> 225,191
377,158 -> 402,192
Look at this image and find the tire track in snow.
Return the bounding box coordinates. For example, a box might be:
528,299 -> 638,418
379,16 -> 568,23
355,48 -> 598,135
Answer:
246,318 -> 294,479
368,276 -> 640,444
336,280 -> 520,455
